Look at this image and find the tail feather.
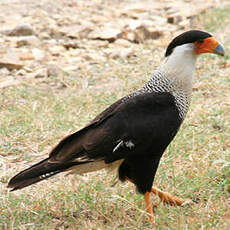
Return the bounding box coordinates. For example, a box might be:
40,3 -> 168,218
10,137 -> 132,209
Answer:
7,158 -> 85,191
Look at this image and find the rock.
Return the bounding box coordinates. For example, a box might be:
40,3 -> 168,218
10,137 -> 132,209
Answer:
114,38 -> 132,47
108,47 -> 135,59
32,48 -> 45,61
149,15 -> 167,25
19,52 -> 34,61
62,40 -> 80,49
15,69 -> 27,76
121,25 -> 163,43
121,19 -> 163,43
83,52 -> 106,62
85,40 -> 109,48
123,4 -> 148,14
16,35 -> 41,47
121,30 -> 136,42
125,20 -> 142,30
49,45 -> 66,56
88,28 -> 122,42
7,23 -> 35,36
121,4 -> 149,18
178,19 -> 190,29
47,63 -> 64,78
0,67 -> 10,77
44,38 -> 58,46
39,32 -> 51,40
0,59 -> 24,70
55,82 -> 67,89
59,25 -> 93,39
33,68 -> 47,78
167,14 -> 183,24
134,25 -> 163,43
165,6 -> 179,15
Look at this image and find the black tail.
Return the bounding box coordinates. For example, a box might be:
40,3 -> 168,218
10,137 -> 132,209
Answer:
7,158 -> 82,191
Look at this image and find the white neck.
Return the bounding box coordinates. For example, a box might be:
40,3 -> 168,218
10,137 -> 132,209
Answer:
158,43 -> 197,96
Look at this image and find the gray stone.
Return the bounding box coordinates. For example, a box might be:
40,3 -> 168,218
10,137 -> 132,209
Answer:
16,35 -> 41,47
0,59 -> 24,70
7,23 -> 35,36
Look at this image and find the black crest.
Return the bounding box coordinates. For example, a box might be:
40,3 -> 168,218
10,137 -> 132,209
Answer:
165,30 -> 212,57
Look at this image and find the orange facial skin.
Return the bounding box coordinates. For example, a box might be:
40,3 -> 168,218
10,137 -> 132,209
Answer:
194,37 -> 220,55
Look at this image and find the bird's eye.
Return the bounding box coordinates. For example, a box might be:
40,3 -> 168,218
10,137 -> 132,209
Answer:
197,39 -> 204,44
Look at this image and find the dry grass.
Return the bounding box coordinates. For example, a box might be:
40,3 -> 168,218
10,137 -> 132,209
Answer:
1,6 -> 230,230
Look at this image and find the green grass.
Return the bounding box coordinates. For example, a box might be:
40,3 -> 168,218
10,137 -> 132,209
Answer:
1,6 -> 230,230
199,7 -> 230,32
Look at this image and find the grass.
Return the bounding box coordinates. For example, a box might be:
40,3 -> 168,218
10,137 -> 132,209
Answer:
1,6 -> 230,230
199,7 -> 230,32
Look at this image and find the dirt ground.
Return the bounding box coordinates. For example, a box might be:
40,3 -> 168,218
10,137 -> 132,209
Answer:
0,0 -> 225,89
1,0 -> 230,229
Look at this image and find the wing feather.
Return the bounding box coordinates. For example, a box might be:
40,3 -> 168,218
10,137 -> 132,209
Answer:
49,92 -> 181,165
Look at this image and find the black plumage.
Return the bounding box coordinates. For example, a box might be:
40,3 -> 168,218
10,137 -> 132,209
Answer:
7,30 -> 224,224
165,30 -> 212,57
8,92 -> 181,193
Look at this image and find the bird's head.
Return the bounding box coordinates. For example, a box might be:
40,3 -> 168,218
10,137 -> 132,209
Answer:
157,30 -> 225,98
165,30 -> 225,57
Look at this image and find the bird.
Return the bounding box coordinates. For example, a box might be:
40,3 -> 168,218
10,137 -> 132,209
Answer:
7,30 -> 224,224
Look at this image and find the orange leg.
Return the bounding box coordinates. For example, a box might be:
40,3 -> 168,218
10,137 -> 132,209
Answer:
151,187 -> 193,206
125,178 -> 155,223
144,192 -> 155,224
125,177 -> 194,224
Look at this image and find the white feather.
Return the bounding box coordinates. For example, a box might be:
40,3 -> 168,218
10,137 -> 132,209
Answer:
125,140 -> 135,149
113,140 -> 124,153
113,139 -> 135,153
65,159 -> 124,175
158,43 -> 197,97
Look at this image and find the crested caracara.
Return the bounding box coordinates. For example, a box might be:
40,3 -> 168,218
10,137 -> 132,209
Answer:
8,30 -> 224,224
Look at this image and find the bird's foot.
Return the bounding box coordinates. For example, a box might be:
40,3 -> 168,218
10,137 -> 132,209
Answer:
144,192 -> 155,224
151,187 -> 195,207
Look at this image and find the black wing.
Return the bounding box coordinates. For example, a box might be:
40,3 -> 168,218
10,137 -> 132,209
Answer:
49,92 -> 182,164
8,91 -> 183,191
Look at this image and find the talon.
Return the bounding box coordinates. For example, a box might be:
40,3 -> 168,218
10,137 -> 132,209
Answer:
151,186 -> 195,207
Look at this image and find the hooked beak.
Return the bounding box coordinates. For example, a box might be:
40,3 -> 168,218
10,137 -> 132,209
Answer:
213,43 -> 225,56
195,37 -> 225,56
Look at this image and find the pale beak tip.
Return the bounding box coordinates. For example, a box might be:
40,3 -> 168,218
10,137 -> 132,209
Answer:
214,43 -> 225,56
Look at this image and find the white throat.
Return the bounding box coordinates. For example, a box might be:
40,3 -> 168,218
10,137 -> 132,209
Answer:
158,43 -> 197,96
130,43 -> 199,119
